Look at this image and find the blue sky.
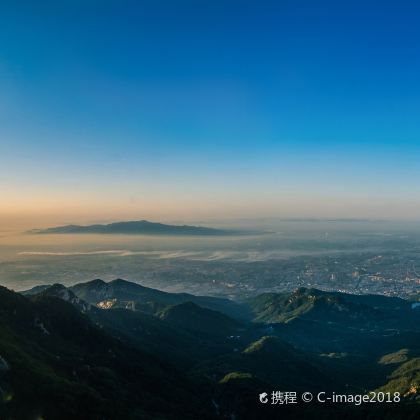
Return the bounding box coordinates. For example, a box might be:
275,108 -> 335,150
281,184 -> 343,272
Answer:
1,0 -> 420,224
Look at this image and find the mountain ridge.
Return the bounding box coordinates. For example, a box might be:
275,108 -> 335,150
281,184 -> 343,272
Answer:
14,278 -> 420,419
29,220 -> 235,236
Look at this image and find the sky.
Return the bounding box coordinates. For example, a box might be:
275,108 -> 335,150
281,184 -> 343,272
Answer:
1,0 -> 420,227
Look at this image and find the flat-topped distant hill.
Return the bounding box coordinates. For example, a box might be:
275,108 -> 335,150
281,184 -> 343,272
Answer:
29,219 -> 236,236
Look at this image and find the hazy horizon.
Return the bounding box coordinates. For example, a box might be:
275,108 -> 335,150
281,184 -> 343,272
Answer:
4,214 -> 420,232
0,217 -> 419,295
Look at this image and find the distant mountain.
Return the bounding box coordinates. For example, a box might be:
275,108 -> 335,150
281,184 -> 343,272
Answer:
246,287 -> 415,326
36,283 -> 92,312
29,220 -> 234,235
69,278 -> 249,319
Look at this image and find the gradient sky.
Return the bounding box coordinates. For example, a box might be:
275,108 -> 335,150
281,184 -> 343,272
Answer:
1,0 -> 420,227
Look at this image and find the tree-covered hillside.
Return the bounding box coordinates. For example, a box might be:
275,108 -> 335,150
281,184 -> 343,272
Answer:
0,279 -> 417,419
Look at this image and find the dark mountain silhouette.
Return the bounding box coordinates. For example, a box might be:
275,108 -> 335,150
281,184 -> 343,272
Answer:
29,220 -> 234,235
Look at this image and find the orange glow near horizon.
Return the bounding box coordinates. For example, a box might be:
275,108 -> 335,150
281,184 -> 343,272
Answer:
2,189 -> 420,231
